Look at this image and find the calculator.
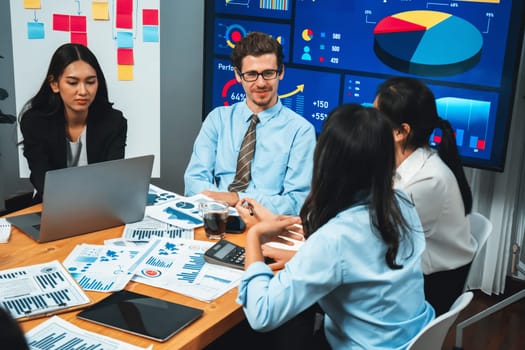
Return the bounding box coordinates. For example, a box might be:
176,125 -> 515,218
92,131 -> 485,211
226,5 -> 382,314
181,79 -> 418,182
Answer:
204,240 -> 245,270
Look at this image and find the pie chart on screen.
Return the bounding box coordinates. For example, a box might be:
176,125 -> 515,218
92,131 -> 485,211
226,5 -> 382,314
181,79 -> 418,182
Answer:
373,10 -> 483,76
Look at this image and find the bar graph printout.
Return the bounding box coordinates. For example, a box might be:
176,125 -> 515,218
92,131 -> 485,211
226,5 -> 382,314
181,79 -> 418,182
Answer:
63,244 -> 148,292
0,217 -> 11,243
132,238 -> 244,302
26,316 -> 152,350
0,260 -> 90,321
123,216 -> 194,242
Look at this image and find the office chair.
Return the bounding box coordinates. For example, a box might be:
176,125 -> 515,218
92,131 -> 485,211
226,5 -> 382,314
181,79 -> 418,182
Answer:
407,292 -> 474,350
453,214 -> 525,349
464,212 -> 493,292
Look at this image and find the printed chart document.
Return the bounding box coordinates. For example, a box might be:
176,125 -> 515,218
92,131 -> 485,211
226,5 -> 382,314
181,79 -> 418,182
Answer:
63,244 -> 147,292
145,194 -> 211,229
123,216 -> 194,242
25,316 -> 152,350
132,238 -> 244,302
0,260 -> 90,321
147,184 -> 179,205
0,217 -> 11,243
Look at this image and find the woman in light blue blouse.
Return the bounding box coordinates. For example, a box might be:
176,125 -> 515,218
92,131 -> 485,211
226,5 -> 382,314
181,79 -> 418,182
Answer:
236,104 -> 435,349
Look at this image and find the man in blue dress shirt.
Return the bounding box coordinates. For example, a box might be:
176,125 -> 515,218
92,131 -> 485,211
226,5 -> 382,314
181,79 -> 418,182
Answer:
184,32 -> 316,215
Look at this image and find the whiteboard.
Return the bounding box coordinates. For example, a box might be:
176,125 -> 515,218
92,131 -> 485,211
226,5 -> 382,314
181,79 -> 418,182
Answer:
10,0 -> 160,176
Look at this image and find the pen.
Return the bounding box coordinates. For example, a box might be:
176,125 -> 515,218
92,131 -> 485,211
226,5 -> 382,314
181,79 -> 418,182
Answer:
241,200 -> 254,216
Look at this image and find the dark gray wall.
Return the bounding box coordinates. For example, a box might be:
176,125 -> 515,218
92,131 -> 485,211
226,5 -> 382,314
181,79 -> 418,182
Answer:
0,2 -> 204,210
157,1 -> 204,193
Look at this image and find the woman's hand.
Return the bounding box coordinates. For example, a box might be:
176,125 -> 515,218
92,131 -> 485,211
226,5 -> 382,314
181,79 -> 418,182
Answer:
235,198 -> 275,227
244,215 -> 301,267
249,215 -> 302,245
262,245 -> 296,270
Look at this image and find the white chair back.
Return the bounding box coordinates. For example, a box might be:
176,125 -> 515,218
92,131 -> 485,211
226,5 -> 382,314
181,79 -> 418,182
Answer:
407,291 -> 474,350
464,212 -> 493,291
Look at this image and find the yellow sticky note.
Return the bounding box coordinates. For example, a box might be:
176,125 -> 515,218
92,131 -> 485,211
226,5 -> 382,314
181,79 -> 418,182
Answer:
24,0 -> 41,9
118,65 -> 134,81
92,2 -> 109,20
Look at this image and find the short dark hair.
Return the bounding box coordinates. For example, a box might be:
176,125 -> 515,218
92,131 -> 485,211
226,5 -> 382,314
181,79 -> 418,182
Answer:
230,32 -> 284,72
22,43 -> 112,118
0,308 -> 29,350
375,77 -> 472,215
300,104 -> 411,269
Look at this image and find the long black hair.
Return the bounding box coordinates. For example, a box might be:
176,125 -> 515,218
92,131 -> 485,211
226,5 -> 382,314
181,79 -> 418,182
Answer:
300,104 -> 411,269
20,43 -> 112,119
375,77 -> 472,215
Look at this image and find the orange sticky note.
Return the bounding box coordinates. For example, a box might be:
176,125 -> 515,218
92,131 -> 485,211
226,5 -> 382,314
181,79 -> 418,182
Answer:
118,65 -> 133,81
92,2 -> 109,20
24,0 -> 41,9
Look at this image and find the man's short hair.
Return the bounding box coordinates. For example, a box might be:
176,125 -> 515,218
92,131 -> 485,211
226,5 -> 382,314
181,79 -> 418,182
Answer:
231,31 -> 284,72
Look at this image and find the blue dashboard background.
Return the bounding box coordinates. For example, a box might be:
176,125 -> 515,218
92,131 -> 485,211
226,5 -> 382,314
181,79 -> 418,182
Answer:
204,0 -> 525,171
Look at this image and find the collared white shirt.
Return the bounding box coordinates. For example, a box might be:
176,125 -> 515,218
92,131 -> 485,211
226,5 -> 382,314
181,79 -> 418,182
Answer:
394,147 -> 476,274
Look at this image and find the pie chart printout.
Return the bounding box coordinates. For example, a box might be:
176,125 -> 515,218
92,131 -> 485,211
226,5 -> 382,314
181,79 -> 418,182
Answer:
373,10 -> 483,76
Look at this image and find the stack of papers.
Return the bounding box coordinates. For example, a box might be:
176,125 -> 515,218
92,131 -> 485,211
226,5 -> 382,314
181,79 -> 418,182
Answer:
63,238 -> 243,302
132,238 -> 244,302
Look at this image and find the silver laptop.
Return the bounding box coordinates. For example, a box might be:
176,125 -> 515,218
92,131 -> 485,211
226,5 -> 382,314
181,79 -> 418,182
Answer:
7,155 -> 154,242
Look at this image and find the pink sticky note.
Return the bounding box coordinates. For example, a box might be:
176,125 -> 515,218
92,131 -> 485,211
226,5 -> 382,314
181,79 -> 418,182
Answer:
116,14 -> 133,29
71,32 -> 88,46
117,0 -> 133,15
53,14 -> 70,31
70,16 -> 87,32
142,9 -> 159,26
117,48 -> 134,65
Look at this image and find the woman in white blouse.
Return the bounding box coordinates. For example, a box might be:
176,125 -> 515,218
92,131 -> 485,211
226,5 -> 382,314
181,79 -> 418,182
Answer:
374,76 -> 476,315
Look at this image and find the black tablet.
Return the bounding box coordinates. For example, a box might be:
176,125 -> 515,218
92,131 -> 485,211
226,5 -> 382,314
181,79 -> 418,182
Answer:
77,290 -> 203,342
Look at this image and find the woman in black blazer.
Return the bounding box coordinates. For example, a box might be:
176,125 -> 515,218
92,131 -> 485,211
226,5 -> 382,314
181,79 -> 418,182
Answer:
20,43 -> 127,201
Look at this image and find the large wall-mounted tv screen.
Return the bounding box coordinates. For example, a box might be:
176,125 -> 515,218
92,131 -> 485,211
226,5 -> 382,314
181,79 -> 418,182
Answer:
203,0 -> 525,171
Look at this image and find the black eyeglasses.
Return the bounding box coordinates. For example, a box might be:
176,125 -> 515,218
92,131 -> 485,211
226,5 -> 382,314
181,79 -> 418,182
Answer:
238,69 -> 281,82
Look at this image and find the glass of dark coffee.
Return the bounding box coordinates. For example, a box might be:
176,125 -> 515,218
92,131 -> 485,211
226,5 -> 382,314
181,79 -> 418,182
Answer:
199,201 -> 229,240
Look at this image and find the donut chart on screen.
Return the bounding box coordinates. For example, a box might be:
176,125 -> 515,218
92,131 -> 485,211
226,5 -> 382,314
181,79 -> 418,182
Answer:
373,10 -> 483,76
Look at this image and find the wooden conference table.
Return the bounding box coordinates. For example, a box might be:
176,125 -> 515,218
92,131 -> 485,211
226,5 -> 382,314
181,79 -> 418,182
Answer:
1,204 -> 247,350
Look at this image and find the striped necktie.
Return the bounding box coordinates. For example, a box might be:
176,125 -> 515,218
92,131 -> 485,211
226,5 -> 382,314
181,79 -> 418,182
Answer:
228,114 -> 259,192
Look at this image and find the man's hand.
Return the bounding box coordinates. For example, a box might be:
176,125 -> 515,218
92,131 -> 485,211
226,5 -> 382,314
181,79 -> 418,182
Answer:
201,190 -> 239,206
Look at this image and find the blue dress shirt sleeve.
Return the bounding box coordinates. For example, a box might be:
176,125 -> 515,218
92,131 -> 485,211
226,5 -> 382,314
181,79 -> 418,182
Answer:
236,198 -> 435,349
184,101 -> 316,215
184,108 -> 222,195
